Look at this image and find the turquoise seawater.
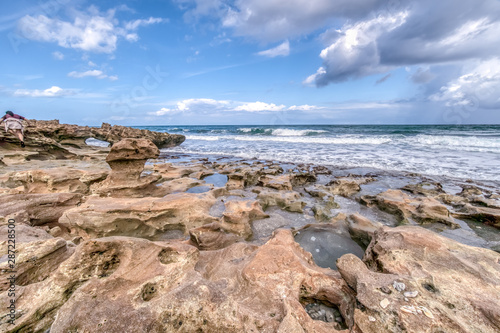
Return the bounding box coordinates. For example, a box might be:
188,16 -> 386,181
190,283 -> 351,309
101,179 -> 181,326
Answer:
134,125 -> 500,181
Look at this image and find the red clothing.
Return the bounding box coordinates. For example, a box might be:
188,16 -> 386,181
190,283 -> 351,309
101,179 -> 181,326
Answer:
0,113 -> 26,122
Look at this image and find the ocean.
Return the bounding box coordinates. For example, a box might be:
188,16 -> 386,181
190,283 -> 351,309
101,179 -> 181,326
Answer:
132,124 -> 500,182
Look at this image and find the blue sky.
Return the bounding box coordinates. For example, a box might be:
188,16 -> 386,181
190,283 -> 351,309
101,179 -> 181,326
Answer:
1,0 -> 499,125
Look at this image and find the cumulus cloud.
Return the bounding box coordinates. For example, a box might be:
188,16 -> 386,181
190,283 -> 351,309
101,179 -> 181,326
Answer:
17,8 -> 164,53
288,105 -> 321,111
148,108 -> 179,116
430,58 -> 500,109
14,86 -> 74,97
234,102 -> 285,112
181,0 -> 388,42
68,70 -> 118,80
257,40 -> 290,57
176,98 -> 229,111
149,99 -> 324,116
309,11 -> 408,85
307,0 -> 500,86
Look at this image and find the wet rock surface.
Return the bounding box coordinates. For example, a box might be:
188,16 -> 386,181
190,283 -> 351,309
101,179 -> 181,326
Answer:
1,138 -> 500,332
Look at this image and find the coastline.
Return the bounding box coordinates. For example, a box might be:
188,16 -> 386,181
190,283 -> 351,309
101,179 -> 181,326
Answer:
1,123 -> 500,332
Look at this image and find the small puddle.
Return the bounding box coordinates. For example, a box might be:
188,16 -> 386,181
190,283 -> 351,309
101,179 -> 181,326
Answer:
186,186 -> 212,193
294,226 -> 365,270
203,173 -> 228,187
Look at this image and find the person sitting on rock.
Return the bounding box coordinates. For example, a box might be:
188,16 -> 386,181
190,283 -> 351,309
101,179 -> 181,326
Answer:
0,110 -> 28,147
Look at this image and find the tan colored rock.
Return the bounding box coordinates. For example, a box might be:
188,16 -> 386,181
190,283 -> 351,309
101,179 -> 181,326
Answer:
402,181 -> 444,196
226,173 -> 246,190
326,178 -> 362,197
337,226 -> 500,333
0,230 -> 354,333
157,177 -> 204,194
347,213 -> 383,248
259,174 -> 293,191
453,203 -> 500,228
105,138 -> 159,182
0,237 -> 74,292
0,193 -> 83,226
1,168 -> 107,194
153,163 -> 200,180
58,192 -> 218,239
221,200 -> 269,239
361,189 -> 459,228
189,222 -> 240,250
291,172 -> 317,186
257,189 -> 306,213
90,138 -> 164,197
0,224 -> 53,253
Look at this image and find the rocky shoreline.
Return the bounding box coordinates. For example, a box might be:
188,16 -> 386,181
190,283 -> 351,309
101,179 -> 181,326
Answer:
1,123 -> 500,332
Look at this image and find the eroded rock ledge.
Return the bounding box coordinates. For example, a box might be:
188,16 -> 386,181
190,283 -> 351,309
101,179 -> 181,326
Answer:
0,120 -> 185,161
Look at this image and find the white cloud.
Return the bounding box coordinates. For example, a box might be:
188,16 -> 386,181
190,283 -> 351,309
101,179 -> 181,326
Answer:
149,99 -> 324,116
52,51 -> 64,60
257,40 -> 290,58
308,11 -> 408,86
68,70 -> 118,80
176,98 -> 229,111
234,102 -> 285,112
17,8 -> 164,53
430,58 -> 500,109
288,104 -> 321,111
14,86 -> 74,97
148,107 -> 178,116
68,70 -> 104,78
217,0 -> 388,42
124,17 -> 165,30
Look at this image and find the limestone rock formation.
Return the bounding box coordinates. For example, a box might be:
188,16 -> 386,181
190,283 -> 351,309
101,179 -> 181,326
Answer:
1,168 -> 107,194
257,189 -> 306,213
221,200 -> 269,239
0,120 -> 185,162
0,230 -> 354,333
361,189 -> 459,228
346,213 -> 383,248
0,193 -> 83,226
93,138 -> 162,197
326,177 -> 374,197
58,192 -> 219,240
258,174 -> 293,191
338,226 -> 500,333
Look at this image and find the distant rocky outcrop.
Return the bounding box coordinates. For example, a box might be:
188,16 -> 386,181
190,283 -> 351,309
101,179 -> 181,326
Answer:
27,120 -> 185,149
0,120 -> 185,162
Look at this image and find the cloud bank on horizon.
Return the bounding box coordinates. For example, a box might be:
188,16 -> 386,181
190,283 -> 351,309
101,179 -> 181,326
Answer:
0,0 -> 499,125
